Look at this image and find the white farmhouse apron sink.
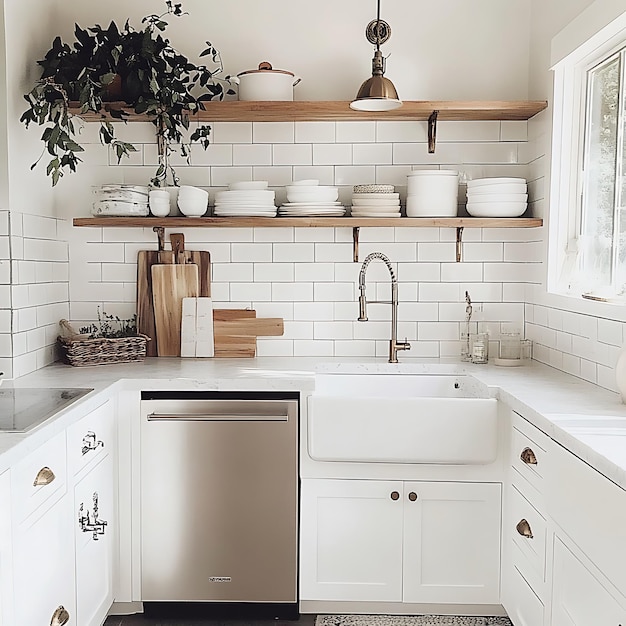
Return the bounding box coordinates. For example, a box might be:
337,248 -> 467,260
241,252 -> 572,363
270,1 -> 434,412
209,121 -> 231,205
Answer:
308,374 -> 498,465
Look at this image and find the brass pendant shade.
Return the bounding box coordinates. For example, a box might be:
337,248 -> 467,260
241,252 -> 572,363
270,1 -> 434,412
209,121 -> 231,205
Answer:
350,0 -> 402,112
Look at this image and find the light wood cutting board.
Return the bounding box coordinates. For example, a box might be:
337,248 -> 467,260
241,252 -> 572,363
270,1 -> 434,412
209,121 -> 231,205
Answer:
152,264 -> 199,356
137,250 -> 210,356
213,309 -> 284,358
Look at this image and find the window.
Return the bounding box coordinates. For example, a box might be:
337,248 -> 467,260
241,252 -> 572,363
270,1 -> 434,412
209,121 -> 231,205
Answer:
549,13 -> 626,303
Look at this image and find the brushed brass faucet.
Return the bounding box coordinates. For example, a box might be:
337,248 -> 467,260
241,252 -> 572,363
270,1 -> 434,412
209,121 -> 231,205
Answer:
358,252 -> 411,363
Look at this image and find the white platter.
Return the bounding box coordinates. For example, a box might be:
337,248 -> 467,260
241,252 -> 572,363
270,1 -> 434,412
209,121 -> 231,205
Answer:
351,211 -> 401,218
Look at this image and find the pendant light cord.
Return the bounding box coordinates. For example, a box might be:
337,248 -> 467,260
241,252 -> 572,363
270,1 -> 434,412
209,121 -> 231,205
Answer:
376,0 -> 381,51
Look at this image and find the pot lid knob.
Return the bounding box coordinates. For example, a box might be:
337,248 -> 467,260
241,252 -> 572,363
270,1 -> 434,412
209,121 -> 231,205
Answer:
258,61 -> 273,70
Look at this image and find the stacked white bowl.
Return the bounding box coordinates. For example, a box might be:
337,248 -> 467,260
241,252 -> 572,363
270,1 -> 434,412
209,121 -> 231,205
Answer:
177,185 -> 209,216
214,181 -> 276,217
278,180 -> 344,217
405,170 -> 459,217
350,184 -> 400,218
466,177 -> 528,217
91,184 -> 150,217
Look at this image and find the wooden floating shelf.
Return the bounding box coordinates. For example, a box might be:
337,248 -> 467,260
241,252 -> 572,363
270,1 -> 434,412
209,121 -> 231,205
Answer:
73,216 -> 543,228
73,100 -> 548,123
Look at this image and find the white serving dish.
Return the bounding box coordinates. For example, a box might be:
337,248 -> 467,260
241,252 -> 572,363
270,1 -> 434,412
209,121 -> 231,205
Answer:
91,200 -> 149,217
228,181 -> 269,191
466,193 -> 528,203
351,211 -> 401,218
93,187 -> 149,204
467,177 -> 526,187
467,183 -> 527,195
466,202 -> 527,217
352,198 -> 400,207
286,186 -> 338,203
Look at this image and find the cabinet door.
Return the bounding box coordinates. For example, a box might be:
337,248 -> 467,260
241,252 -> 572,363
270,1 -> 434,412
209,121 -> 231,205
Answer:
552,538 -> 625,625
74,452 -> 115,626
13,493 -> 76,626
403,481 -> 502,604
0,471 -> 12,625
300,478 -> 404,602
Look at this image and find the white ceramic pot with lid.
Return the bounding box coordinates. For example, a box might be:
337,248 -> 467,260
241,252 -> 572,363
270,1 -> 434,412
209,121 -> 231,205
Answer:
236,62 -> 301,101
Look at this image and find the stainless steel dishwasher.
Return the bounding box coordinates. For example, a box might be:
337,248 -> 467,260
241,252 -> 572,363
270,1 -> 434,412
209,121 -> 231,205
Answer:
140,390 -> 299,619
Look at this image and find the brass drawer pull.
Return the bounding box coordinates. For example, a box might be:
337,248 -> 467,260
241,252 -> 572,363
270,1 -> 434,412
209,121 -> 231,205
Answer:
390,491 -> 400,501
33,466 -> 56,487
516,518 -> 533,539
50,605 -> 70,626
520,447 -> 537,465
408,492 -> 418,502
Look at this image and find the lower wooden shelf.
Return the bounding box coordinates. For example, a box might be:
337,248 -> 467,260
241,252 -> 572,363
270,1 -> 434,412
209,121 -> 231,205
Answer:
72,216 -> 543,228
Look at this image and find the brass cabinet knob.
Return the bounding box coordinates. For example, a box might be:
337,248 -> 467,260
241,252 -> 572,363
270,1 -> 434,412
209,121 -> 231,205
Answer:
50,605 -> 70,626
516,518 -> 533,539
33,467 -> 56,487
390,491 -> 400,501
520,447 -> 537,465
408,492 -> 418,502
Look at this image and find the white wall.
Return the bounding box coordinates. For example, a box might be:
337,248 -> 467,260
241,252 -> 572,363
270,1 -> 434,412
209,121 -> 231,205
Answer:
523,0 -> 626,390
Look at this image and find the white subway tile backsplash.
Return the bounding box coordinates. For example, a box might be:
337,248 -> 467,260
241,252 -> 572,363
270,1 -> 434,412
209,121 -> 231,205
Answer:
418,322 -> 461,341
353,143 -> 393,166
212,263 -> 254,282
377,121 -> 427,143
282,320 -> 313,339
294,339 -> 334,357
294,301 -> 334,321
500,121 -> 528,142
418,242 -> 456,263
336,122 -> 376,143
230,282 -> 272,302
295,263 -> 334,282
437,121 -> 501,142
273,144 -> 312,166
597,318 -> 623,346
419,283 -> 462,302
231,243 -> 273,263
211,166 -> 254,186
212,122 -> 253,144
295,122 -> 336,144
190,144 -> 233,166
272,282 -> 313,302
254,263 -> 294,282
314,321 -> 354,340
292,166 -> 335,185
314,282 -> 354,302
335,166 -> 377,186
397,263 -> 441,283
253,122 -> 295,144
233,144 -> 272,166
315,243 -> 353,263
441,263 -> 483,282
312,144 -> 352,166
334,340 -> 376,358
273,243 -> 315,263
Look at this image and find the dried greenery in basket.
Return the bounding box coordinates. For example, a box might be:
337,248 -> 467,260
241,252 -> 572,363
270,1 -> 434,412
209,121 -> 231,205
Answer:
78,308 -> 138,339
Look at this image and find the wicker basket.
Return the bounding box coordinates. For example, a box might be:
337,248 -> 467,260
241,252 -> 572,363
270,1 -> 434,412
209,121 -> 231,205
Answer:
58,319 -> 150,367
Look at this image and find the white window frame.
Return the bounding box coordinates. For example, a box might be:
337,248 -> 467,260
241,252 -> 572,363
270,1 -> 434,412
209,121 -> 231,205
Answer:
549,10 -> 626,304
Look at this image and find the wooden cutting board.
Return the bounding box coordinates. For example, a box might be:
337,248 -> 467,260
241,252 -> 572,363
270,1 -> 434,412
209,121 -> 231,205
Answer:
213,309 -> 284,358
151,264 -> 199,356
137,250 -> 210,356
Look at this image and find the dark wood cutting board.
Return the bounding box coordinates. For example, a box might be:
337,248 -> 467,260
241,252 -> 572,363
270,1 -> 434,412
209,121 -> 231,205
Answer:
137,250 -> 211,356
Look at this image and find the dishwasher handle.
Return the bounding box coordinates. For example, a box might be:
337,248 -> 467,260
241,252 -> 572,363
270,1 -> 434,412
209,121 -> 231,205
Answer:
147,412 -> 288,422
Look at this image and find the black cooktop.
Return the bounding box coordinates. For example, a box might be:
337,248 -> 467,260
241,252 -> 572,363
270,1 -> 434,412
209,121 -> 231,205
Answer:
0,388 -> 93,432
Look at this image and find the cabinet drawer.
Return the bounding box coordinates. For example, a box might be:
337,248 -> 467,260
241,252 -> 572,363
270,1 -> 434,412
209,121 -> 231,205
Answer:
511,415 -> 547,493
67,401 -> 113,477
504,563 -> 545,626
509,483 -> 546,581
11,431 -> 67,523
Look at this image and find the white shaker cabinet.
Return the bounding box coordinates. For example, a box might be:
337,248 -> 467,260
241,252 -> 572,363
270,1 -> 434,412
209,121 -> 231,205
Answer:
0,470 -> 12,626
300,478 -> 404,602
300,478 -> 501,606
552,538 -> 625,625
11,431 -> 76,626
68,400 -> 117,626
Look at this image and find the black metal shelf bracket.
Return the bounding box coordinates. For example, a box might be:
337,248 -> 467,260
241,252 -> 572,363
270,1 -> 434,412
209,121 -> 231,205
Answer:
428,110 -> 439,153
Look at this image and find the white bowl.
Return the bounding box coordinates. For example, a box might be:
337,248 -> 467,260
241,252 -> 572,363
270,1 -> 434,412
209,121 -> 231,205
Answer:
228,181 -> 269,190
466,193 -> 528,203
467,183 -> 527,195
178,198 -> 208,217
466,202 -> 527,217
291,179 -> 319,186
467,177 -> 527,187
178,185 -> 209,203
406,195 -> 458,217
286,186 -> 338,203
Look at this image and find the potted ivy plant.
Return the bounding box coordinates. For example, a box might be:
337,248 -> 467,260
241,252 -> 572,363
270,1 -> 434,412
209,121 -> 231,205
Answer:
20,0 -> 234,186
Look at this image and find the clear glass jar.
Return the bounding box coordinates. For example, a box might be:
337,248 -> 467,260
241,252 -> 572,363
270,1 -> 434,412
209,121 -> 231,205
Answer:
470,332 -> 489,364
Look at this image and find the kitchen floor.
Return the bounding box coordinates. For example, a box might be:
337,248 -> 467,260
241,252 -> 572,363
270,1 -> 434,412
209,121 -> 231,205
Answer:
104,616 -> 315,625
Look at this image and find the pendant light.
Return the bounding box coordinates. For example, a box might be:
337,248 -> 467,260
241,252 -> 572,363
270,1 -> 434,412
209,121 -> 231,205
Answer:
350,0 -> 402,112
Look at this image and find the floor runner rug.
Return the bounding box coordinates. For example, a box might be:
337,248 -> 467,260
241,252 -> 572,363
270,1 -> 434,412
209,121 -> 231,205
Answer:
316,616 -> 512,626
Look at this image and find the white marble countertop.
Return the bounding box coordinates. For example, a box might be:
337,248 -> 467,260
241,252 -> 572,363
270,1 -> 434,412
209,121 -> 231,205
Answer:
2,356 -> 625,488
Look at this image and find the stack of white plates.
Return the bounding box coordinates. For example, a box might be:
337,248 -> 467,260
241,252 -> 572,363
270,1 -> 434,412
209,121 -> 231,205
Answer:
214,187 -> 276,217
91,184 -> 150,217
466,177 -> 528,217
278,182 -> 344,217
351,190 -> 401,218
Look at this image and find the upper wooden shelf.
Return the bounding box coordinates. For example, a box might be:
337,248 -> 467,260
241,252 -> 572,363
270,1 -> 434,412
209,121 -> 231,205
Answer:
73,216 -> 543,228
74,100 -> 548,123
